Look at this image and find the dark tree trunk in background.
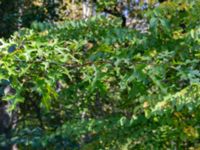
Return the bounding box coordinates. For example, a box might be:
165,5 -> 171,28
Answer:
0,104 -> 12,150
0,81 -> 17,150
11,110 -> 18,150
0,107 -> 18,150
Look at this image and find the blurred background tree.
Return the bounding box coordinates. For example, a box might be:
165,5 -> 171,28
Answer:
0,0 -> 64,38
0,0 -> 161,38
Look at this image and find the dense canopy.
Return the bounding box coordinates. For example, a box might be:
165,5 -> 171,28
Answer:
0,0 -> 200,149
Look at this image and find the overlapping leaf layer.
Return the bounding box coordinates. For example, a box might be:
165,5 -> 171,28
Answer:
0,1 -> 200,149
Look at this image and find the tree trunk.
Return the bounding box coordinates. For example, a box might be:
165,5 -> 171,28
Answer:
17,0 -> 24,30
82,0 -> 90,19
0,104 -> 12,150
0,82 -> 17,150
92,0 -> 96,16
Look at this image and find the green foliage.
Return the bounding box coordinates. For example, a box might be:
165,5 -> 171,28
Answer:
0,0 -> 200,149
0,0 -> 67,38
